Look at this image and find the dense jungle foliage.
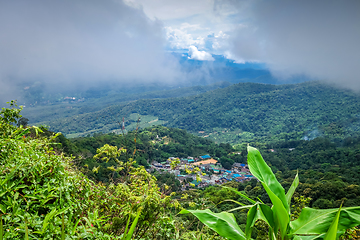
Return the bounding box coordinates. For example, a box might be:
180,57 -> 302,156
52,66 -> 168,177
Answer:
31,81 -> 360,144
2,101 -> 360,239
0,102 -> 189,239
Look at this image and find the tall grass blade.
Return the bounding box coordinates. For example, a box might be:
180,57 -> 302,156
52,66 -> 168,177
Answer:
25,220 -> 29,240
122,214 -> 132,240
0,215 -> 3,240
61,213 -> 65,240
125,207 -> 142,240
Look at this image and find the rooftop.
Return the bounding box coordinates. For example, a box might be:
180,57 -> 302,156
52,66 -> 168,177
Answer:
192,159 -> 218,166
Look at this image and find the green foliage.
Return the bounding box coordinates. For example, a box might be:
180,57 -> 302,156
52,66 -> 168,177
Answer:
0,100 -> 23,135
55,125 -> 237,186
182,146 -> 360,239
20,81 -> 231,125
0,103 -> 177,239
179,209 -> 246,240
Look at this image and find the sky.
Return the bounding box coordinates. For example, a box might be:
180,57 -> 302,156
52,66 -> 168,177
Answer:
0,0 -> 359,102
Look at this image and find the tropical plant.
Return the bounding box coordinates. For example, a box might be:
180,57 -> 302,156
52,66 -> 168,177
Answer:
180,146 -> 360,239
0,102 -> 176,239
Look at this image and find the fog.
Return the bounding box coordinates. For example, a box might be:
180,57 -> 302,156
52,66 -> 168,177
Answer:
0,0 -> 182,102
227,0 -> 360,89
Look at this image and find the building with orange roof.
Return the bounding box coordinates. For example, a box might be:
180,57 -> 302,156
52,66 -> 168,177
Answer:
192,159 -> 218,166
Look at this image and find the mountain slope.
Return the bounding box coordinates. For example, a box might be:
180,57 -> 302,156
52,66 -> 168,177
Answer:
21,81 -> 232,124
35,81 -> 360,143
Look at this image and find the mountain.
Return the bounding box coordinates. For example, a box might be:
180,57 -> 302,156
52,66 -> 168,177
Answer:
175,53 -> 311,85
29,81 -> 360,143
21,81 -> 232,125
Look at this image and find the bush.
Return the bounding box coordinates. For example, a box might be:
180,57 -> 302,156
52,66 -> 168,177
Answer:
0,102 -> 176,239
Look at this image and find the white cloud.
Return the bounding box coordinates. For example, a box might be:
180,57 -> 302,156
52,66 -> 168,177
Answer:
188,46 -> 215,61
165,26 -> 206,49
0,0 -> 183,101
124,0 -> 215,21
223,51 -> 245,64
180,23 -> 204,31
129,0 -> 237,54
212,31 -> 229,50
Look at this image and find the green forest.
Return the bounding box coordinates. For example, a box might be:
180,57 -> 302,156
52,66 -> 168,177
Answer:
28,81 -> 360,144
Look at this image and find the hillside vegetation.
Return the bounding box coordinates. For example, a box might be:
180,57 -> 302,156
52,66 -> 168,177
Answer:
21,82 -> 232,125
31,81 -> 360,143
0,102 -> 181,239
51,123 -> 360,211
3,102 -> 360,239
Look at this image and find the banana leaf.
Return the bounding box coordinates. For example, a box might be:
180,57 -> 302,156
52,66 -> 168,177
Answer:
286,171 -> 299,209
293,234 -> 325,240
247,146 -> 289,211
222,186 -> 257,204
246,203 -> 275,239
247,146 -> 290,238
289,206 -> 360,236
324,203 -> 342,240
180,209 -> 246,240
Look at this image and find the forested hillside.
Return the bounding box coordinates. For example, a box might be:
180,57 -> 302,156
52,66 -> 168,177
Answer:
36,81 -> 360,143
53,124 -> 360,210
21,81 -> 232,124
55,125 -> 238,184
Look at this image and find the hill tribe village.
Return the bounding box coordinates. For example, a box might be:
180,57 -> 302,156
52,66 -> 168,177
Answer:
147,154 -> 254,190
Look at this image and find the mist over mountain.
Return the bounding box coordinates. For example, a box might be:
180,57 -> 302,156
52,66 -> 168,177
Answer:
4,53 -> 313,108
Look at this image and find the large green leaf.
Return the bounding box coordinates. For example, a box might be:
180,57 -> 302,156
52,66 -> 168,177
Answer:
247,146 -> 289,211
286,171 -> 299,209
246,203 -> 275,239
180,209 -> 246,240
264,184 -> 290,238
293,234 -> 325,240
324,203 -> 342,240
247,146 -> 290,238
290,206 -> 360,236
292,232 -> 345,240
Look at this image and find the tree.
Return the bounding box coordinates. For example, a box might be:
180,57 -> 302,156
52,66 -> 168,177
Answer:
17,117 -> 29,127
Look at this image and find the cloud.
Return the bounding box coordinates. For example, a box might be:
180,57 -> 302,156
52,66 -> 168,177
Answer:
226,0 -> 360,88
188,46 -> 215,61
124,0 -> 215,21
0,0 -> 183,102
165,26 -> 206,49
129,0 -> 236,53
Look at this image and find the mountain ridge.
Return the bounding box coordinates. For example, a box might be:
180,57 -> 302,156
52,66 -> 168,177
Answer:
30,81 -> 360,143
